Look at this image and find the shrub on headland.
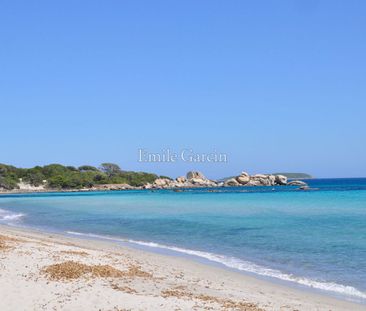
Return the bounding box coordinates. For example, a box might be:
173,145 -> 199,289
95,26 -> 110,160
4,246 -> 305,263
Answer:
0,164 -> 20,189
0,176 -> 19,190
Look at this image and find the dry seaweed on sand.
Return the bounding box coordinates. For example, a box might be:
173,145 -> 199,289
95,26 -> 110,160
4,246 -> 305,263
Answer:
161,288 -> 264,311
59,250 -> 89,256
42,261 -> 152,281
42,261 -> 124,280
110,283 -> 138,294
0,235 -> 18,251
123,264 -> 152,278
42,261 -> 89,280
0,239 -> 8,250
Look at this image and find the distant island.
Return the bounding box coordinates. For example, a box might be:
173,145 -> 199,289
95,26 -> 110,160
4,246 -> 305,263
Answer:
0,163 -> 309,193
271,173 -> 312,179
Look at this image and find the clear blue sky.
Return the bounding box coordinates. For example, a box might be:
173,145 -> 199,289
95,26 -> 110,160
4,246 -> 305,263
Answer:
1,1 -> 365,178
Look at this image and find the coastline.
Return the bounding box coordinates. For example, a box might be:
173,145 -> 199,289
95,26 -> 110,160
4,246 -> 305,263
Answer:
0,170 -> 310,195
1,176 -> 363,196
0,224 -> 364,310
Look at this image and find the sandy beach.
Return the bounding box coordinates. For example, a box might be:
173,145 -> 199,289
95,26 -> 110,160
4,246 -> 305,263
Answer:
0,225 -> 364,311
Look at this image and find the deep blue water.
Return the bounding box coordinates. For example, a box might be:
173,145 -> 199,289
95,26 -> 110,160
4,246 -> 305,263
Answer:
0,178 -> 365,302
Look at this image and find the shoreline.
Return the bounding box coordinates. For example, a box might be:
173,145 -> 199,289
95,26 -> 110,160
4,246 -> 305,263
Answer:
2,204 -> 366,303
0,224 -> 364,310
64,229 -> 366,303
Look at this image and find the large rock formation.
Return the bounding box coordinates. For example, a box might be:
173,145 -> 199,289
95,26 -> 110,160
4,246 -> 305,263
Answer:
186,171 -> 206,180
186,171 -> 217,187
236,172 -> 250,185
275,175 -> 288,185
245,180 -> 262,186
150,171 -> 303,189
176,176 -> 186,183
268,175 -> 276,185
251,174 -> 275,186
224,178 -> 240,186
151,171 -> 217,189
154,178 -> 171,187
224,173 -> 290,187
287,180 -> 308,186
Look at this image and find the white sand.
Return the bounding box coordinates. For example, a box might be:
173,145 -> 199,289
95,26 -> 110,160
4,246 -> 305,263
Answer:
0,225 -> 364,311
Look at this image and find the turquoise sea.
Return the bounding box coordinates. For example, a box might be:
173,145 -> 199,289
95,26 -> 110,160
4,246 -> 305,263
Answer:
0,178 -> 365,303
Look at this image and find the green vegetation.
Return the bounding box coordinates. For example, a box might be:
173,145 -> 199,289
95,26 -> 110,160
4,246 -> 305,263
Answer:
0,163 -> 164,190
0,164 -> 20,190
78,165 -> 99,172
272,173 -> 312,179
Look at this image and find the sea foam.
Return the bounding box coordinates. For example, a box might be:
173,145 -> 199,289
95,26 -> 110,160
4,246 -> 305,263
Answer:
66,231 -> 366,300
0,208 -> 24,223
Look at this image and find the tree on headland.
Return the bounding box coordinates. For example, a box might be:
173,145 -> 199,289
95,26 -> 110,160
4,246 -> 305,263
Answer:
0,164 -> 20,189
24,172 -> 44,186
78,165 -> 99,172
100,163 -> 122,177
0,176 -> 18,190
66,166 -> 78,171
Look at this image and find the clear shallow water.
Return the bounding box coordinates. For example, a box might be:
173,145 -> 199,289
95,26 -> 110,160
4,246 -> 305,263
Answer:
1,178 -> 366,302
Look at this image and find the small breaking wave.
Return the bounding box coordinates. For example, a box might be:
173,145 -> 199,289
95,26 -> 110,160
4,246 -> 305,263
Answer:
66,231 -> 366,300
0,208 -> 25,223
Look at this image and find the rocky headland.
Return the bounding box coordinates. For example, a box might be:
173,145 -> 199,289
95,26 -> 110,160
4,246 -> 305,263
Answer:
0,163 -> 310,194
0,170 -> 308,194
145,171 -> 308,190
